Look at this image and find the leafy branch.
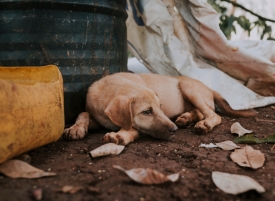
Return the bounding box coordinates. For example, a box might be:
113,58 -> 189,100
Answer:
220,0 -> 275,23
208,0 -> 275,40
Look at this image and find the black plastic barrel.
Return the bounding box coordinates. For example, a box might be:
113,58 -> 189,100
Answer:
0,0 -> 128,124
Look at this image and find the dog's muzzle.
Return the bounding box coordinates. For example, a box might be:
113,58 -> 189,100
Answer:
168,125 -> 178,135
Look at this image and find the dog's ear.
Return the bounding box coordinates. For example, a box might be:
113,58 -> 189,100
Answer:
104,96 -> 133,130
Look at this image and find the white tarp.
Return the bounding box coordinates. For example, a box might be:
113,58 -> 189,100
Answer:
126,0 -> 275,109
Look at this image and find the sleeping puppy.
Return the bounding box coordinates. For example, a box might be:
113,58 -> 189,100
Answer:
63,73 -> 256,145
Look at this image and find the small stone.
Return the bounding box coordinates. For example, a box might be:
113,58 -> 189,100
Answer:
14,154 -> 32,164
32,188 -> 42,200
87,186 -> 100,194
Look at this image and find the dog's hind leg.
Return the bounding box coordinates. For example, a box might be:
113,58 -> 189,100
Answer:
175,109 -> 204,127
103,128 -> 139,145
178,79 -> 221,133
63,112 -> 100,140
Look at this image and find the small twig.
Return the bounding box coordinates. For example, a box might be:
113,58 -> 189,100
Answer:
271,144 -> 275,150
254,118 -> 275,123
220,0 -> 275,23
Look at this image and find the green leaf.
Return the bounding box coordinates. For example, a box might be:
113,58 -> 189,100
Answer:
207,0 -> 227,13
265,25 -> 272,33
236,16 -> 252,35
220,15 -> 237,39
234,134 -> 275,144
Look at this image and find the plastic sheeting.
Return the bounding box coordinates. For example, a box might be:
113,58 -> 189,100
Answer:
126,0 -> 275,109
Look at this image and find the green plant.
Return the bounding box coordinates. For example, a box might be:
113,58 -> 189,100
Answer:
208,0 -> 275,40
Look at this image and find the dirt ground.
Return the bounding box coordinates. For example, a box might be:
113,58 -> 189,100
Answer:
1,105 -> 275,201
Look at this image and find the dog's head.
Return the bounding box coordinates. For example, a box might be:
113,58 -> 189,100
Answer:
104,87 -> 177,139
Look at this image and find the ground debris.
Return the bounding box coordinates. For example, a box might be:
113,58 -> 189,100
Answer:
212,171 -> 265,195
31,188 -> 42,200
90,143 -> 125,158
87,186 -> 100,194
113,165 -> 180,185
215,140 -> 240,150
234,134 -> 275,144
0,160 -> 56,179
231,122 -> 253,137
14,154 -> 32,164
254,118 -> 275,123
60,185 -> 84,194
230,145 -> 265,169
199,143 -> 218,148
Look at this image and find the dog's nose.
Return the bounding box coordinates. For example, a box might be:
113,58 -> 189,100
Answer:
168,125 -> 178,133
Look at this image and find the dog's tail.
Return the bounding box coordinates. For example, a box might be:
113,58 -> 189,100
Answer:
213,91 -> 257,117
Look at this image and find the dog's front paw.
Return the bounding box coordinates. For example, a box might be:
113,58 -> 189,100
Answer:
63,124 -> 87,140
175,113 -> 192,127
194,120 -> 212,133
103,132 -> 125,145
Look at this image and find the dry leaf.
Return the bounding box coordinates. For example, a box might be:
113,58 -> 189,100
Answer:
61,185 -> 84,194
199,143 -> 218,148
32,188 -> 43,200
113,165 -> 179,185
215,141 -> 240,150
0,159 -> 56,179
231,122 -> 253,137
90,143 -> 124,158
230,145 -> 265,169
212,171 -> 265,195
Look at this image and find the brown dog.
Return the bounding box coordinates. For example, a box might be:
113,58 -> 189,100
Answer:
63,73 -> 257,145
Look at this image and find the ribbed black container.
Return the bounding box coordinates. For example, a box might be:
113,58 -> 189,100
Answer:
0,0 -> 128,124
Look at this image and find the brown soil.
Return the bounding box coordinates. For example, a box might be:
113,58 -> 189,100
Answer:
1,106 -> 275,201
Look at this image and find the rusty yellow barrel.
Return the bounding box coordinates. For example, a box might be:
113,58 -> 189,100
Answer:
0,65 -> 64,164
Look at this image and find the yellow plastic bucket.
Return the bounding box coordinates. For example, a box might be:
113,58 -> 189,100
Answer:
0,65 -> 64,164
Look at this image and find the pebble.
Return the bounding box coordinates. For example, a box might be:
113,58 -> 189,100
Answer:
32,188 -> 42,200
87,186 -> 100,194
14,154 -> 32,164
